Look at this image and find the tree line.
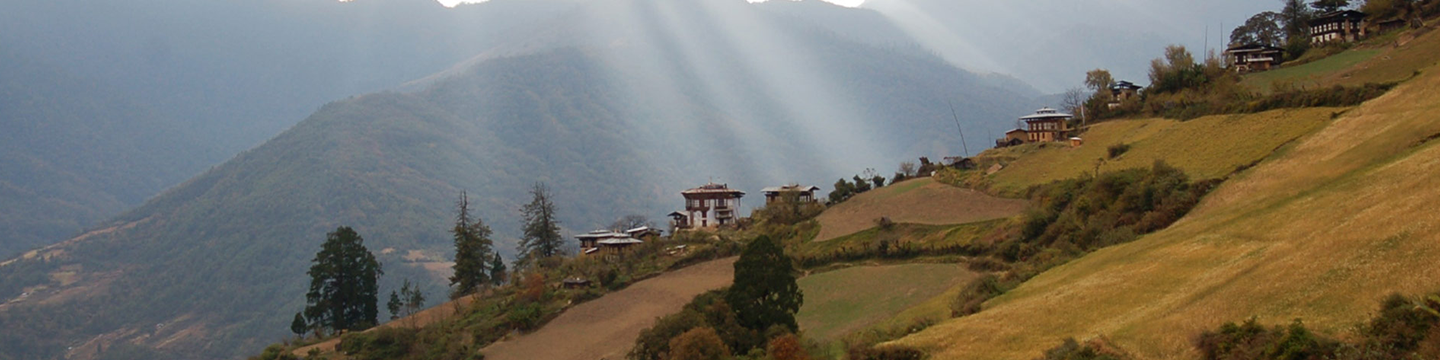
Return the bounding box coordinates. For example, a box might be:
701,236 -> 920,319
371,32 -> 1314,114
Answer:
288,183 -> 566,337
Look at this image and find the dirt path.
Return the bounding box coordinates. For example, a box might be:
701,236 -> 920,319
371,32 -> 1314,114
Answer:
481,257 -> 737,360
815,178 -> 1025,241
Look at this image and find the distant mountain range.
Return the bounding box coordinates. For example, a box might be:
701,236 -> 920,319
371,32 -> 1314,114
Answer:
0,0 -> 1042,359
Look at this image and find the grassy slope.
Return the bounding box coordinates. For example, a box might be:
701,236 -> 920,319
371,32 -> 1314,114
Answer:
1241,26 -> 1440,93
984,108 -> 1337,194
814,178 -> 1025,241
797,263 -> 978,342
892,40 -> 1440,359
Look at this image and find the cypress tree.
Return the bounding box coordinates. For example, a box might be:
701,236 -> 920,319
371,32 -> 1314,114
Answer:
489,253 -> 508,286
725,235 -> 803,332
518,182 -> 562,266
303,226 -> 383,335
450,191 -> 494,297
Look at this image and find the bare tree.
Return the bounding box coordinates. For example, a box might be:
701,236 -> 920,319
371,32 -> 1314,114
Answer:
610,214 -> 654,231
898,161 -> 917,177
1060,87 -> 1088,118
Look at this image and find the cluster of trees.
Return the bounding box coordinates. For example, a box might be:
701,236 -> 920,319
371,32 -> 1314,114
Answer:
631,236 -> 805,360
828,169 -> 887,204
290,184 -> 570,337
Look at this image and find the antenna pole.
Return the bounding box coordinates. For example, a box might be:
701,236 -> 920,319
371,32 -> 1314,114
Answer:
948,100 -> 970,157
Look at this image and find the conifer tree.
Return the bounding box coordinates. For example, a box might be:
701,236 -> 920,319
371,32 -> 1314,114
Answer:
489,253 -> 508,286
725,235 -> 803,332
518,182 -> 563,266
303,226 -> 383,335
449,191 -> 494,297
290,312 -> 308,337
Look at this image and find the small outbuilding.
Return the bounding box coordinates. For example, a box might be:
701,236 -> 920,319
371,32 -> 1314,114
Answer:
762,184 -> 821,204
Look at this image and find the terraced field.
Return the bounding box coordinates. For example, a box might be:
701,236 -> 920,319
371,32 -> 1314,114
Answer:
813,178 -> 1025,241
891,41 -> 1440,360
797,263 -> 978,342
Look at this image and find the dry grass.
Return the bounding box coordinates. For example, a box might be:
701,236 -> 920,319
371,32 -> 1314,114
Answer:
479,257 -> 737,360
985,108 -> 1337,194
796,263 -> 979,342
814,178 -> 1025,241
889,47 -> 1440,360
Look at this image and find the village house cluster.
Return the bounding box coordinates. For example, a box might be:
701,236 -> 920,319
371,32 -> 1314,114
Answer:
1225,9 -> 1371,73
572,182 -> 821,256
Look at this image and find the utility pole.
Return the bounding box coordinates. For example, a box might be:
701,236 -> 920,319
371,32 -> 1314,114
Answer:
948,100 -> 970,157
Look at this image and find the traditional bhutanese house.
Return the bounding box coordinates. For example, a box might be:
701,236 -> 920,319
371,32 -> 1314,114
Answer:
1020,107 -> 1074,143
1108,81 -> 1143,109
943,156 -> 977,170
1310,10 -> 1367,45
1224,44 -> 1285,73
674,183 -> 745,229
996,129 -> 1028,148
575,230 -> 633,255
625,226 -> 662,240
597,237 -> 644,252
762,184 -> 820,204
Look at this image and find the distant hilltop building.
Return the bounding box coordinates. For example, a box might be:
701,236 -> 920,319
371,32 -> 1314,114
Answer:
1108,80 -> 1143,109
669,183 -> 745,230
761,184 -> 820,204
995,107 -> 1075,147
575,227 -> 655,256
1224,44 -> 1285,73
1311,10 -> 1367,45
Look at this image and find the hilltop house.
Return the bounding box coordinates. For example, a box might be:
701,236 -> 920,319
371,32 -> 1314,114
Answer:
575,230 -> 645,255
1108,81 -> 1143,109
762,184 -> 820,204
670,183 -> 745,230
996,129 -> 1028,147
1311,10 -> 1367,45
1224,44 -> 1285,73
1020,107 -> 1074,143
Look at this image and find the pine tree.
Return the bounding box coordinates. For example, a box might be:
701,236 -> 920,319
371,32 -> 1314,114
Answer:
725,235 -> 803,332
449,191 -> 494,297
489,253 -> 508,286
290,312 -> 308,337
518,182 -> 563,266
303,226 -> 383,335
387,290 -> 402,320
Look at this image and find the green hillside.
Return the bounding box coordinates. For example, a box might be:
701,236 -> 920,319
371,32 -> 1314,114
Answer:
892,33 -> 1440,360
0,48 -> 222,259
0,1 -> 1039,359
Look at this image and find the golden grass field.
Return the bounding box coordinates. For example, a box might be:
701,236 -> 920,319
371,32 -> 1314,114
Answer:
1242,25 -> 1440,93
796,263 -> 979,343
813,178 -> 1025,241
982,108 -> 1338,194
889,39 -> 1440,360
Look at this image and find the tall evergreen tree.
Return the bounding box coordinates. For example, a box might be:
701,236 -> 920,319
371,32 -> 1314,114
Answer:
489,253 -> 508,286
1281,0 -> 1315,56
518,182 -> 563,266
449,191 -> 494,297
303,226 -> 383,335
290,312 -> 308,337
725,235 -> 803,332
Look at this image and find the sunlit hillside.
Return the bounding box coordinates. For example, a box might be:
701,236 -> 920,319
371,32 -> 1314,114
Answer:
892,37 -> 1440,360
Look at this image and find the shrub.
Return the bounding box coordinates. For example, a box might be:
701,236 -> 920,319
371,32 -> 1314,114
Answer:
1037,338 -> 1130,360
1107,143 -> 1131,159
951,274 -> 1012,317
667,327 -> 730,360
767,333 -> 810,360
338,327 -> 418,360
847,344 -> 925,360
505,303 -> 544,331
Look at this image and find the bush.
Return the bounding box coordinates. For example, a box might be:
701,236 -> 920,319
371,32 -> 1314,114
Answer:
951,274 -> 1012,317
847,344 -> 925,360
667,327 -> 729,360
505,303 -> 544,331
1037,338 -> 1130,360
338,327 -> 418,360
1106,143 -> 1131,159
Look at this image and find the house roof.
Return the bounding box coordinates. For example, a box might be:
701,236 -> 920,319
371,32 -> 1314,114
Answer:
598,237 -> 644,245
576,230 -> 627,240
682,183 -> 746,196
1005,128 -> 1028,134
1310,10 -> 1367,25
1225,43 -> 1285,53
667,211 -> 687,217
1110,80 -> 1142,90
761,184 -> 820,193
1020,107 -> 1073,121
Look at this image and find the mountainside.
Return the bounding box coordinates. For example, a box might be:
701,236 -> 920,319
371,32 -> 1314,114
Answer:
0,0 -> 583,258
892,32 -> 1440,359
0,1 -> 1037,359
0,48 -> 221,259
